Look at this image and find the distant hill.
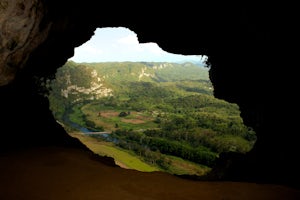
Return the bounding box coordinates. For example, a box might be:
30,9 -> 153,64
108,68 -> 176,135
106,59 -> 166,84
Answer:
48,61 -> 211,106
84,61 -> 209,82
176,60 -> 207,67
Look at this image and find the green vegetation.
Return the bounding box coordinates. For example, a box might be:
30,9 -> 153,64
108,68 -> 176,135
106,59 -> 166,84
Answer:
69,132 -> 159,172
48,61 -> 256,176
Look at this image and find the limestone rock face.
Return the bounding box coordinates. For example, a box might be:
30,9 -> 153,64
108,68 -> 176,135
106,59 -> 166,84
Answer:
0,0 -> 50,86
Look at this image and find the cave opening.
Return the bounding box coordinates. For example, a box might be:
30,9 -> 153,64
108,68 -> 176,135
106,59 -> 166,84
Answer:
46,27 -> 256,177
1,2 -> 300,198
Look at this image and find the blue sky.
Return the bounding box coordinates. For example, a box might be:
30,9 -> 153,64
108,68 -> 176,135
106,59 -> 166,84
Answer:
69,27 -> 207,64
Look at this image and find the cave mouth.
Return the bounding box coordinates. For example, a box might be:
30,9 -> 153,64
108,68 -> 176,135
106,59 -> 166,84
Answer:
46,27 -> 256,176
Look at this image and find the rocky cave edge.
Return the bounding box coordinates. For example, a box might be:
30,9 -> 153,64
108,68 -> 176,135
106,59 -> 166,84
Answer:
0,0 -> 298,189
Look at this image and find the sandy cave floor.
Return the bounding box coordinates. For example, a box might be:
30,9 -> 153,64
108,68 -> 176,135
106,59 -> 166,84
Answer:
0,146 -> 300,200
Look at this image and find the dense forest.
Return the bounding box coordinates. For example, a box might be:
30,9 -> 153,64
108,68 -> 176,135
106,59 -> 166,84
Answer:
48,61 -> 256,175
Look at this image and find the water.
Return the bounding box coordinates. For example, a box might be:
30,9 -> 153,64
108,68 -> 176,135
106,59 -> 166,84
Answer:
62,112 -> 96,133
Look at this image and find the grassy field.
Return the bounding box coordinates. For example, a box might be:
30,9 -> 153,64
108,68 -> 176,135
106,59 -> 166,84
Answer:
69,132 -> 210,176
81,103 -> 158,131
164,155 -> 211,176
67,103 -> 213,176
69,132 -> 159,172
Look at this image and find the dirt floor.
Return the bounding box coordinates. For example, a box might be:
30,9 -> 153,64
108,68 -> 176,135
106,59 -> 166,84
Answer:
0,146 -> 300,200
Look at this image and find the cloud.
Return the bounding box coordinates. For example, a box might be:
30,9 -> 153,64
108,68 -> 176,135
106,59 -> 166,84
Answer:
70,27 -> 206,63
141,43 -> 164,55
78,44 -> 103,55
117,34 -> 139,45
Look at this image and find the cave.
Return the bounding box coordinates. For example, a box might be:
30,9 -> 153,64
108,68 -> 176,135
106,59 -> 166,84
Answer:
0,1 -> 299,199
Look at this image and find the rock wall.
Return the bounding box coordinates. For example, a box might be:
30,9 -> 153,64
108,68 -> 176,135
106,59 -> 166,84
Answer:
0,1 -> 298,186
0,0 -> 51,86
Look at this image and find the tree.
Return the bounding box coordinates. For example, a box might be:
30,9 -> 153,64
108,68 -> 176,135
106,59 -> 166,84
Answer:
118,111 -> 128,117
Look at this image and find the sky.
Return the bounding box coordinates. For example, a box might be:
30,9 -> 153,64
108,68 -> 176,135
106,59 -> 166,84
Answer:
69,27 -> 207,64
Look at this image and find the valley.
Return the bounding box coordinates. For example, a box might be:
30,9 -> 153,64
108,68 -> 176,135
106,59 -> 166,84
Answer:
48,61 -> 256,176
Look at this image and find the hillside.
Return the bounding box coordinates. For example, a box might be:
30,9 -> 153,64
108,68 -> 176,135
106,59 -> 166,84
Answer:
48,61 -> 256,175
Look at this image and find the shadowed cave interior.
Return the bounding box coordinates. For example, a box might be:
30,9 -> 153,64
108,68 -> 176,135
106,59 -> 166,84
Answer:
0,1 -> 299,199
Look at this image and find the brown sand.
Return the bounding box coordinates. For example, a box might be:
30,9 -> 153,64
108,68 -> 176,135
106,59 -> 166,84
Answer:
0,147 -> 299,200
